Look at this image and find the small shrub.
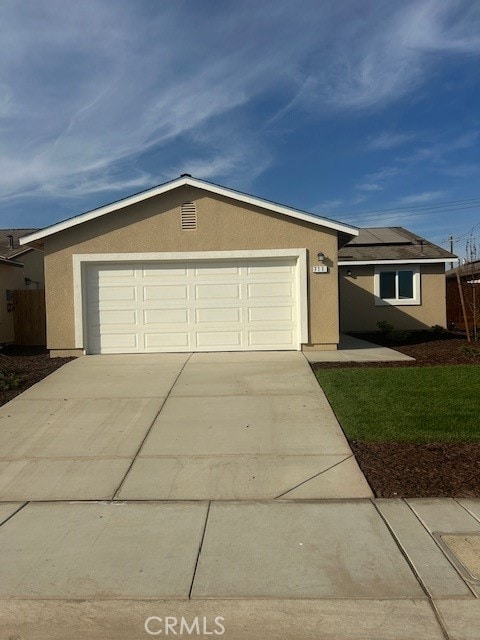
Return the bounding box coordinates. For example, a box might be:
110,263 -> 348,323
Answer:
377,320 -> 394,335
0,370 -> 23,391
459,344 -> 480,358
377,321 -> 413,343
431,324 -> 447,336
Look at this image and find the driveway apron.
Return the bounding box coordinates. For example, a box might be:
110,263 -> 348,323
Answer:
0,351 -> 371,500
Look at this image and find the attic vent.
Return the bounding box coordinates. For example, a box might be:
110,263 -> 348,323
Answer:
181,202 -> 197,230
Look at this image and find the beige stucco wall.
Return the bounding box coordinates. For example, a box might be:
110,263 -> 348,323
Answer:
43,186 -> 341,352
20,249 -> 45,288
339,263 -> 447,332
0,264 -> 25,343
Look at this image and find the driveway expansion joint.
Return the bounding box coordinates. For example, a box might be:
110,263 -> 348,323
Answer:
111,353 -> 193,500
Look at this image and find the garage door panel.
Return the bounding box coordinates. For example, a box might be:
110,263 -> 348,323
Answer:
145,333 -> 190,348
91,285 -> 137,302
142,265 -> 188,277
196,331 -> 242,347
249,330 -> 295,346
247,262 -> 294,274
99,333 -> 138,349
86,258 -> 299,353
98,309 -> 137,325
196,308 -> 241,323
248,306 -> 293,322
144,309 -> 189,324
194,265 -> 240,276
143,285 -> 189,301
95,265 -> 136,279
195,284 -> 240,300
248,282 -> 293,298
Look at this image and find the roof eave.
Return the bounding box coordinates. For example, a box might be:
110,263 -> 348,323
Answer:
338,258 -> 456,265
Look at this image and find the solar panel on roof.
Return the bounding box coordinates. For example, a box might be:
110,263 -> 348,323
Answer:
348,228 -> 412,246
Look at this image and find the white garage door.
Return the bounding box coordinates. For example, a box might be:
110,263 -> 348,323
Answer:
85,258 -> 300,353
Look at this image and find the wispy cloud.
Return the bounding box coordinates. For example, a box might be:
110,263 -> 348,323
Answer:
398,190 -> 449,204
356,183 -> 384,192
367,131 -> 415,150
0,0 -> 479,215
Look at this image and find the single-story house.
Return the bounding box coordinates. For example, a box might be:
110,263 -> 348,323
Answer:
339,227 -> 456,332
20,176 -> 455,355
0,229 -> 45,344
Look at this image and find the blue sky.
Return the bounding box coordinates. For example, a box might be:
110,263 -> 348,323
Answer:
1,0 -> 480,258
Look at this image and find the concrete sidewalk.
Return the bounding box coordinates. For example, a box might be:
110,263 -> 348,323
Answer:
1,498 -> 479,639
0,351 -> 371,501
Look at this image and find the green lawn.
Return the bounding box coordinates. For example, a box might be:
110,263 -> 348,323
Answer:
315,365 -> 480,443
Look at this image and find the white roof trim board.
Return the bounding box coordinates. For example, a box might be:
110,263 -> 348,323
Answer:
20,176 -> 358,245
338,259 -> 454,266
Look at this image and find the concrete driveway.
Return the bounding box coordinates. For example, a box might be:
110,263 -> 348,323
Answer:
0,351 -> 370,501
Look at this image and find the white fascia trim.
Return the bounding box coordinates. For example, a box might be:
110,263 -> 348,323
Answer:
338,258 -> 453,266
21,177 -> 358,246
72,249 -> 309,350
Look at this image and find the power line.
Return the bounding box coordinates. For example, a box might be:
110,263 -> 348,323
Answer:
339,195 -> 480,218
345,205 -> 480,224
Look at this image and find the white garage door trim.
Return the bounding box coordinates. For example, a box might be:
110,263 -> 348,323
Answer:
73,249 -> 308,352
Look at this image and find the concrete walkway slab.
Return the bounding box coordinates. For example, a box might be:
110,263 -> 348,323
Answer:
0,458 -> 131,500
22,361 -> 183,399
407,498 -> 480,533
0,502 -> 24,524
171,360 -> 320,396
0,398 -> 163,458
376,499 -> 473,598
457,498 -> 480,523
140,394 -> 351,456
74,353 -> 192,365
117,455 -> 352,500
304,334 -> 415,363
278,456 -> 372,499
0,598 -> 445,640
436,599 -> 480,640
190,351 -> 304,363
0,502 -> 208,598
192,501 -> 424,598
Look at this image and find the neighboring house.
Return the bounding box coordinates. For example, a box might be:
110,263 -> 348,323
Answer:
445,260 -> 480,332
338,227 -> 456,332
19,177 -> 454,355
0,229 -> 45,344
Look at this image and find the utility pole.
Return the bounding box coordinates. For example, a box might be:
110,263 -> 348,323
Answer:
448,235 -> 457,270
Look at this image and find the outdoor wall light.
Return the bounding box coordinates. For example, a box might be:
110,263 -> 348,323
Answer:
346,269 -> 353,277
317,252 -> 326,262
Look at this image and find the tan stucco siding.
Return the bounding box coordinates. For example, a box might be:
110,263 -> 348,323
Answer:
20,249 -> 45,288
43,187 -> 340,350
339,263 -> 447,332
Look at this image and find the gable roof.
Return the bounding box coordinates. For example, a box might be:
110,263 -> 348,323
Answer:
338,227 -> 456,264
20,175 -> 358,246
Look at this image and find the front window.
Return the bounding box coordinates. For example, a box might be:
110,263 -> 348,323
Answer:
375,266 -> 420,305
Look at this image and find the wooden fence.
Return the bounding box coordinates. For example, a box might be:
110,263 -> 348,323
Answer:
446,276 -> 480,332
12,289 -> 46,346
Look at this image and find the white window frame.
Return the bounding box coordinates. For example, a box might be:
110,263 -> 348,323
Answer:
374,265 -> 421,306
